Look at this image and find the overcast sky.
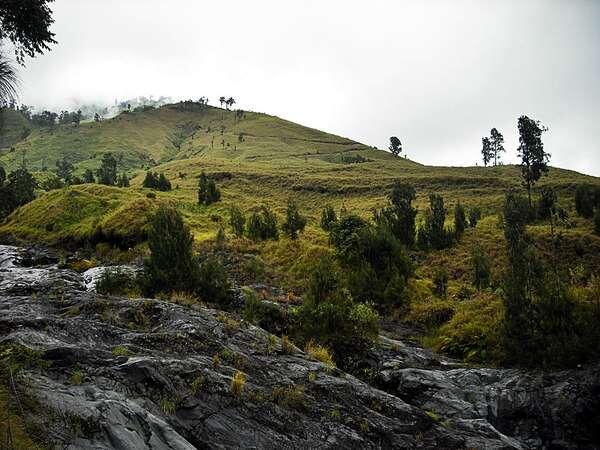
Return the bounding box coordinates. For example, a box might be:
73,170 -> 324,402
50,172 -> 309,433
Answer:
13,0 -> 600,176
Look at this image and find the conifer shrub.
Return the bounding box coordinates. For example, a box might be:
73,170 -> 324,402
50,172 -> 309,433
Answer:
195,256 -> 232,306
198,171 -> 221,205
320,204 -> 337,231
282,199 -> 307,240
471,245 -> 491,289
294,257 -> 379,362
229,205 -> 246,237
537,186 -> 556,219
432,267 -> 448,298
141,206 -> 198,296
417,194 -> 454,250
247,205 -> 279,240
373,181 -> 417,247
468,207 -> 481,228
330,216 -> 412,310
143,171 -> 171,191
454,201 -> 466,237
595,207 -> 600,236
574,184 -> 595,218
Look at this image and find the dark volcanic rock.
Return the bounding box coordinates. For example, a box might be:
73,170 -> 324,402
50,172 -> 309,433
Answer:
0,244 -> 598,449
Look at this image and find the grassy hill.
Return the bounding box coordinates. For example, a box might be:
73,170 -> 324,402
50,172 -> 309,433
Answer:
1,102 -> 598,244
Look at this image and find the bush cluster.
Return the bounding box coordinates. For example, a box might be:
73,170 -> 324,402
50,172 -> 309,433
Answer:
143,171 -> 171,191
198,171 -> 220,205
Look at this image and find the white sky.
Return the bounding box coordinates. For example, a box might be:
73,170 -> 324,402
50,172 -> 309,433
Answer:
13,0 -> 600,176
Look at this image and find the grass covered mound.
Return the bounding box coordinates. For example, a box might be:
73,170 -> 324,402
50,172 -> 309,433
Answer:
0,184 -> 163,247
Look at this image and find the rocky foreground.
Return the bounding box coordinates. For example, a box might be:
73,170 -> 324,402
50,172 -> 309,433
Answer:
0,245 -> 599,449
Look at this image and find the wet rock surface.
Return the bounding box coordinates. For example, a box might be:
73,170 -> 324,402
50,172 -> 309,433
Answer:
0,245 -> 599,449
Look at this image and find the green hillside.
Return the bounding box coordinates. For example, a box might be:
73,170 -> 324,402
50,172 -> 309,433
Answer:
1,102 -> 598,244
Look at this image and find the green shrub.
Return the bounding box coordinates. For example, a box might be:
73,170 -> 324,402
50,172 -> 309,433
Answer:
96,268 -> 137,295
471,245 -> 491,289
242,289 -> 291,335
295,257 -> 379,361
417,194 -> 454,250
143,171 -> 171,191
432,267 -> 448,298
282,199 -> 307,240
575,184 -> 595,218
373,181 -> 417,247
432,295 -> 504,363
229,205 -> 246,237
595,208 -> 600,236
141,207 -> 197,296
320,205 -> 337,231
330,217 -> 412,310
537,186 -> 556,219
468,207 -> 481,228
198,171 -> 221,205
195,256 -> 232,305
247,205 -> 278,241
454,201 -> 466,237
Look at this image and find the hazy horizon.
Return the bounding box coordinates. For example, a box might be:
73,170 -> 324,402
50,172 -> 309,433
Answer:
10,0 -> 600,176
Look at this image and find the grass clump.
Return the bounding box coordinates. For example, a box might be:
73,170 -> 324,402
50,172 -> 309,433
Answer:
111,345 -> 132,357
160,397 -> 176,414
230,370 -> 247,399
70,369 -> 85,385
305,341 -> 335,369
96,268 -> 138,296
272,385 -> 306,410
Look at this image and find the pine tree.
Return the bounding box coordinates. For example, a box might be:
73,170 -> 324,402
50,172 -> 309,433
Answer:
320,205 -> 337,231
517,116 -> 550,208
96,153 -> 118,186
229,206 -> 246,237
454,201 -> 466,237
142,207 -> 197,295
282,199 -> 307,240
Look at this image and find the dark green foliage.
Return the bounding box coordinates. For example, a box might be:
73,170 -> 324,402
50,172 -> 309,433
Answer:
595,208 -> 600,236
83,169 -> 95,183
374,181 -> 417,247
282,199 -> 307,240
229,205 -> 245,237
31,110 -> 57,127
196,256 -> 232,305
501,191 -> 588,368
320,204 -> 337,231
55,156 -> 74,183
388,136 -> 402,157
340,154 -> 367,164
40,173 -> 63,191
143,171 -> 171,191
0,0 -> 56,63
417,194 -> 453,250
490,128 -> 505,166
468,207 -> 481,227
142,207 -> 197,296
117,173 -> 130,188
0,165 -> 5,185
432,267 -> 448,298
247,205 -> 278,241
96,152 -> 118,186
242,289 -> 291,336
330,216 -> 412,310
537,186 -> 556,220
0,167 -> 36,218
157,173 -> 171,191
295,257 -> 379,361
454,201 -> 466,237
197,171 -> 220,205
96,269 -> 137,295
481,137 -> 492,167
517,116 -> 549,207
471,245 -> 490,289
574,184 -> 595,218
